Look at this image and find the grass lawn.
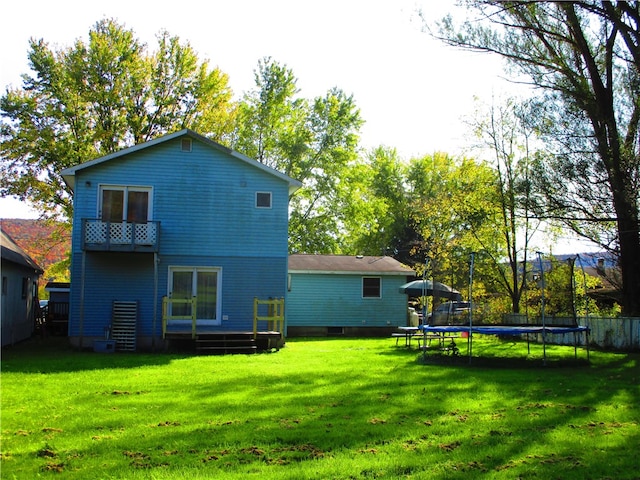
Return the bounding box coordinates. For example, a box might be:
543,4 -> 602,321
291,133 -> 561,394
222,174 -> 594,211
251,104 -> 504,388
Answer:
1,336 -> 638,479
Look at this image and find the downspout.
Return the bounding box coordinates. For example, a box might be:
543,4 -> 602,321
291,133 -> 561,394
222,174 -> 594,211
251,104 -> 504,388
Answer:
79,250 -> 86,349
152,252 -> 158,351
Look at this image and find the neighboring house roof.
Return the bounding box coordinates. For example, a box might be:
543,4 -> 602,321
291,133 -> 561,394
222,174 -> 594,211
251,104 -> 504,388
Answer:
60,129 -> 302,194
1,228 -> 44,273
289,254 -> 414,275
1,219 -> 71,270
45,281 -> 71,293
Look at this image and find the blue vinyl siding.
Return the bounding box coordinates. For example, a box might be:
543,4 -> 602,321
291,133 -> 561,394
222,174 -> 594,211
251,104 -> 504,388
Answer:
68,253 -> 287,337
67,134 -> 292,340
68,253 -> 156,337
71,138 -> 290,257
287,273 -> 409,328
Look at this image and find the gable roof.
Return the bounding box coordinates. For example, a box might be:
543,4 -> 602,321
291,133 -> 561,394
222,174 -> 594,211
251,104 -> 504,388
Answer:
60,129 -> 302,194
289,254 -> 414,276
1,228 -> 44,273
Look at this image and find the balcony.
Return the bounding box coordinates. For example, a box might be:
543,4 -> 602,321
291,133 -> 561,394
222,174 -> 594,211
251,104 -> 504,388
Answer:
82,219 -> 160,252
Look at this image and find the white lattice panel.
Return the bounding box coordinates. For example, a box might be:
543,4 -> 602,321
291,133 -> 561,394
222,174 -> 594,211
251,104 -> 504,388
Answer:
110,223 -> 132,244
135,223 -> 157,245
85,221 -> 107,243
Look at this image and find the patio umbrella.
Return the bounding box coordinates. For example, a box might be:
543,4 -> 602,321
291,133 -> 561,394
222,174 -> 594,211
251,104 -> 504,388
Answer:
398,280 -> 462,300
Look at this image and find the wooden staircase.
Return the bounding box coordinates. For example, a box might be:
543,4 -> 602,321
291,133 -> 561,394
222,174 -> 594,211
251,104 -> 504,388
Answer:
195,332 -> 258,355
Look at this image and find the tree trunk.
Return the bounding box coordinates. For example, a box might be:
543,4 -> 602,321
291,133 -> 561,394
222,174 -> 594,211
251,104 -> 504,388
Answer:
614,192 -> 640,315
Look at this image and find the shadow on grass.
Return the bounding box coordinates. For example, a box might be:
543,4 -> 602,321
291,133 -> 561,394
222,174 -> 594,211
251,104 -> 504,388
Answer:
78,346 -> 638,478
378,337 -> 592,368
418,352 -> 592,369
0,336 -> 192,373
2,336 -> 639,479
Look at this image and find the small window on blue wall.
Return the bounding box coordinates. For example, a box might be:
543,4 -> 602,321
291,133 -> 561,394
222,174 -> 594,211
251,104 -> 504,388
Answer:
362,277 -> 381,298
256,192 -> 272,208
21,277 -> 29,299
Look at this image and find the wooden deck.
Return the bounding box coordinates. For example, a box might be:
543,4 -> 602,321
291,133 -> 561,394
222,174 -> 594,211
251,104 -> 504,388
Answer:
164,327 -> 284,354
161,297 -> 285,354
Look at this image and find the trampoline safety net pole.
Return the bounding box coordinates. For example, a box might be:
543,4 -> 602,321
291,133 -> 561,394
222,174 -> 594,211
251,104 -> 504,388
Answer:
537,252 -> 547,366
468,252 -> 476,364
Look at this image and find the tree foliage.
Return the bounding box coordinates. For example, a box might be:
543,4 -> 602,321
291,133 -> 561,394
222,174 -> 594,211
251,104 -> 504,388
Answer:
231,57 -> 364,253
347,147 -> 414,257
7,15 -> 629,320
341,150 -> 504,299
468,97 -> 543,313
431,0 -> 640,314
405,154 -> 502,295
0,18 -> 235,219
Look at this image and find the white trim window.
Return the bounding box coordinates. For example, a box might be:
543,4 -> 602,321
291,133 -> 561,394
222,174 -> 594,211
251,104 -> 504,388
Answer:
181,138 -> 192,152
168,266 -> 222,325
99,185 -> 153,223
362,276 -> 382,298
256,191 -> 272,209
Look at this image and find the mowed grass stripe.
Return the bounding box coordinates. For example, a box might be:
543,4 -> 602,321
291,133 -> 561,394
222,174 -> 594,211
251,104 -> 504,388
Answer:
1,336 -> 638,479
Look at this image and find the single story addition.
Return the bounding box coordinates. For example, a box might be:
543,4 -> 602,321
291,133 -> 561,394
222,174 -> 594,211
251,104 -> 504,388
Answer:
286,254 -> 415,336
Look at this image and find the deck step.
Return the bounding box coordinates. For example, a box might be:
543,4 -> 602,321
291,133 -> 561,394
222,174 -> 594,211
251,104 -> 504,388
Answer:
195,334 -> 257,355
164,330 -> 284,354
197,345 -> 258,355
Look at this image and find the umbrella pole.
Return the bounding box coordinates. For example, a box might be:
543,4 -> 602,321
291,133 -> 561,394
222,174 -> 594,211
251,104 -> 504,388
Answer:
422,257 -> 430,325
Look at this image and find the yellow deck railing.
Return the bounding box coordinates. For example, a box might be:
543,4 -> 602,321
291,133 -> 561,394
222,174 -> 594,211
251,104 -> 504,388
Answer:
163,296 -> 284,340
253,297 -> 285,339
162,297 -> 197,339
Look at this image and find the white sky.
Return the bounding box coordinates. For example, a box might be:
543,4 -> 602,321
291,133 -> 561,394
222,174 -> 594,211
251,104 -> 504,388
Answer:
0,0 -> 598,254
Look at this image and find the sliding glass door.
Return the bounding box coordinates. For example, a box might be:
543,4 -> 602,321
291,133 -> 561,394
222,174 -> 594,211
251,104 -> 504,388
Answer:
168,267 -> 221,325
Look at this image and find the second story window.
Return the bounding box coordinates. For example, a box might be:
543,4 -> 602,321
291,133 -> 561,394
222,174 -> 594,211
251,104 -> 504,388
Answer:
256,192 -> 272,208
100,186 -> 152,223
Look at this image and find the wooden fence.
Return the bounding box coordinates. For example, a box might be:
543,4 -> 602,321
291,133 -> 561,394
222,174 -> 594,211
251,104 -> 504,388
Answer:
502,315 -> 640,351
579,317 -> 640,350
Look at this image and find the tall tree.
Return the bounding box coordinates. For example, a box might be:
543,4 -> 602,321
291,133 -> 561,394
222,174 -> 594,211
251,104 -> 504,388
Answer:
233,57 -> 305,170
431,1 -> 640,315
0,18 -> 235,220
338,147 -> 413,257
232,58 -> 363,253
405,153 -> 501,295
288,88 -> 363,253
469,97 -> 541,313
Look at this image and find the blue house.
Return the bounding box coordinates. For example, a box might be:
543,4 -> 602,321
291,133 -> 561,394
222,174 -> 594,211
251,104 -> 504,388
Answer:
61,130 -> 301,352
286,254 -> 414,336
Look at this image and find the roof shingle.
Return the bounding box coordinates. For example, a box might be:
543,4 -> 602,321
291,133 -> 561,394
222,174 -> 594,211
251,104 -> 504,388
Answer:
289,254 -> 414,275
